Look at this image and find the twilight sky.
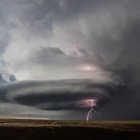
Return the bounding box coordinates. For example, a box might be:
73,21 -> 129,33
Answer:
0,0 -> 140,120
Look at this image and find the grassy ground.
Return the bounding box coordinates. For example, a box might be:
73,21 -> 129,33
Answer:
0,119 -> 140,140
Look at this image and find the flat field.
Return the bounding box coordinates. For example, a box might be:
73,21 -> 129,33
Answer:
0,119 -> 140,140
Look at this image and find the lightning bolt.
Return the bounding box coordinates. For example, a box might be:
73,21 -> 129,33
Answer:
86,99 -> 99,121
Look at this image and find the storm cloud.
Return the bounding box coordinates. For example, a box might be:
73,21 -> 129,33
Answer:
0,78 -> 124,119
0,0 -> 140,119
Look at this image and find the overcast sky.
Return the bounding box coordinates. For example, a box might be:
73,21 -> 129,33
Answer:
0,0 -> 131,81
0,0 -> 140,120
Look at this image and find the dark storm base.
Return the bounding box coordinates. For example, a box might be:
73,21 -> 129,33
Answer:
0,119 -> 140,140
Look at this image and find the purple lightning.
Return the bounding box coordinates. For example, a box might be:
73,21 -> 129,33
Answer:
86,99 -> 97,121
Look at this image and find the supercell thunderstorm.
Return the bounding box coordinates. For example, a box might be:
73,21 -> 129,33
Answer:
0,0 -> 140,120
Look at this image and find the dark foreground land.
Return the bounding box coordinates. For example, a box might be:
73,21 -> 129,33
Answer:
0,119 -> 140,140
